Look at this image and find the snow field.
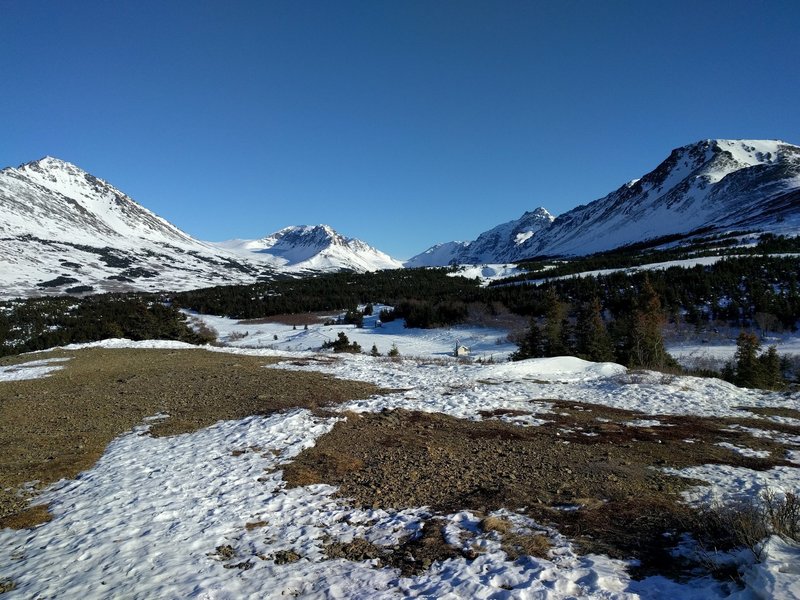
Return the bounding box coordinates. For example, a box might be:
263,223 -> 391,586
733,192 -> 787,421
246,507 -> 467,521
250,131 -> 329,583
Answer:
1,340 -> 799,598
188,307 -> 518,362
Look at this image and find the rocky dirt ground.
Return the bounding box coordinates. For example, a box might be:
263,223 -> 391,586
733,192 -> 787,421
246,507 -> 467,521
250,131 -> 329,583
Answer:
0,348 -> 380,528
2,347 -> 799,582
283,402 -> 800,576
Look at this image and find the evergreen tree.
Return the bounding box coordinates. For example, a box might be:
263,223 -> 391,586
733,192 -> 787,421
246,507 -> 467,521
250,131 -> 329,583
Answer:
370,343 -> 380,357
576,298 -> 614,362
627,278 -> 674,369
758,345 -> 784,390
733,331 -> 763,388
543,288 -> 568,356
322,331 -> 362,353
344,307 -> 364,328
511,318 -> 545,361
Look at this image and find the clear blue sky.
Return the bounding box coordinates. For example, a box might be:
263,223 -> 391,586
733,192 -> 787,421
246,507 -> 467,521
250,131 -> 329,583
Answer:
2,1 -> 799,259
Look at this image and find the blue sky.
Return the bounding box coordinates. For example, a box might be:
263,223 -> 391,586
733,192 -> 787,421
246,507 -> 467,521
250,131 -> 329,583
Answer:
2,1 -> 799,259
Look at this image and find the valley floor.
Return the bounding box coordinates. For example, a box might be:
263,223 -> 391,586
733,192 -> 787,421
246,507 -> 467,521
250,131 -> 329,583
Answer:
0,340 -> 799,599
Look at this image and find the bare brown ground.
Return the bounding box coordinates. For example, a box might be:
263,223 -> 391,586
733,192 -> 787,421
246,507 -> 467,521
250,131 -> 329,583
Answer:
282,401 -> 799,576
0,348 -> 381,528
237,312 -> 333,326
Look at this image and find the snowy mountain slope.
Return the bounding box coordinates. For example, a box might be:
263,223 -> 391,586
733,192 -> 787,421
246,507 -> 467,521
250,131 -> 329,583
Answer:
402,240 -> 470,267
0,157 -> 271,297
216,225 -> 403,272
409,140 -> 800,265
529,139 -> 800,257
4,157 -> 199,248
0,158 -> 400,298
406,207 -> 554,266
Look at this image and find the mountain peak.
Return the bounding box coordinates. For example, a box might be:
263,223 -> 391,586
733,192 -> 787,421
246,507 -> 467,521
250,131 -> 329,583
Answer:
529,138 -> 800,257
218,223 -> 402,272
20,156 -> 86,175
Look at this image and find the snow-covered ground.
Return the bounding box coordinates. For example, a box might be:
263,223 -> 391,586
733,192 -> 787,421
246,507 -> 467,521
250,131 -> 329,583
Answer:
668,331 -> 800,370
188,306 -> 518,362
1,341 -> 799,599
0,356 -> 70,381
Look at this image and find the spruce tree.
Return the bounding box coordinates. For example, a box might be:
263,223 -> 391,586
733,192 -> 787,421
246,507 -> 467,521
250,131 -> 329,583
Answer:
543,287 -> 568,357
733,331 -> 762,388
576,298 -> 614,362
758,345 -> 784,390
627,278 -> 673,369
511,318 -> 545,361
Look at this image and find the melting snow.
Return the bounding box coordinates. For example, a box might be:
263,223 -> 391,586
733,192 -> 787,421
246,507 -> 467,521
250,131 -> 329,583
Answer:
0,357 -> 71,381
1,339 -> 799,598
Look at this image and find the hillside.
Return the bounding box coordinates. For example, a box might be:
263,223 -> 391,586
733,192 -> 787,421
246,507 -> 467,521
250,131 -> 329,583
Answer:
409,139 -> 800,265
0,158 -> 400,298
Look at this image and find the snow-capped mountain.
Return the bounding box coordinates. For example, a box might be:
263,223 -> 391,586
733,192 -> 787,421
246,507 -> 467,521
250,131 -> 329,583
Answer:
528,139 -> 800,257
406,207 -> 554,266
215,225 -> 403,272
409,139 -> 800,265
0,158 -> 398,298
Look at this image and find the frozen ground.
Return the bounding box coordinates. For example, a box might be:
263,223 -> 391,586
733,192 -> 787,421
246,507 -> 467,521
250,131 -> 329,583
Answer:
188,306 -> 517,362
1,341 -> 799,599
668,331 -> 800,370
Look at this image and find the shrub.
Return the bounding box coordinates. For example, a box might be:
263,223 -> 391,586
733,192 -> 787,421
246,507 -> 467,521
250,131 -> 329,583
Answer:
696,489 -> 800,562
322,332 -> 362,354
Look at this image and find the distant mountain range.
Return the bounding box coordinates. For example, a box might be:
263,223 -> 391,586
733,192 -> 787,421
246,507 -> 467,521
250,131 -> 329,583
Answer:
408,139 -> 800,265
0,157 -> 399,297
1,138 -> 799,297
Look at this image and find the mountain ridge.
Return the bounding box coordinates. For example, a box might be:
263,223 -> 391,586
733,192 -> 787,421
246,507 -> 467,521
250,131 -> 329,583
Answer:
407,138 -> 800,265
0,158 -> 401,298
3,138 -> 799,297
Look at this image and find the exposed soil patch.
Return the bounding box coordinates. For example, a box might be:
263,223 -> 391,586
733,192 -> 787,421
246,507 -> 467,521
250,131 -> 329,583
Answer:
0,348 -> 381,528
237,312 -> 333,326
282,404 -> 798,576
738,406 -> 800,420
323,519 -> 465,576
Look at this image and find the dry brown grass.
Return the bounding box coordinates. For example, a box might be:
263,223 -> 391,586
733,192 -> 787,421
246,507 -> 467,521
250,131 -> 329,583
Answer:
480,516 -> 550,559
502,532 -> 552,560
481,515 -> 513,534
237,312 -> 332,326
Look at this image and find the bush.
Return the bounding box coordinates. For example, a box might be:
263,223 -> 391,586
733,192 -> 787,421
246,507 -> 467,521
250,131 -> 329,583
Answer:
343,307 -> 364,328
697,489 -> 800,561
322,332 -> 362,354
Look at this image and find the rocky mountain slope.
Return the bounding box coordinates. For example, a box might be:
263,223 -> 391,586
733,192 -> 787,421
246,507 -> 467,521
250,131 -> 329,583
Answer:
406,208 -> 554,267
409,139 -> 800,265
0,158 -> 399,298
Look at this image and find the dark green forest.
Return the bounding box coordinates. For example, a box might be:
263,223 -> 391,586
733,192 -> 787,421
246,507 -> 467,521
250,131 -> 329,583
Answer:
0,295 -> 211,357
3,250 -> 799,388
